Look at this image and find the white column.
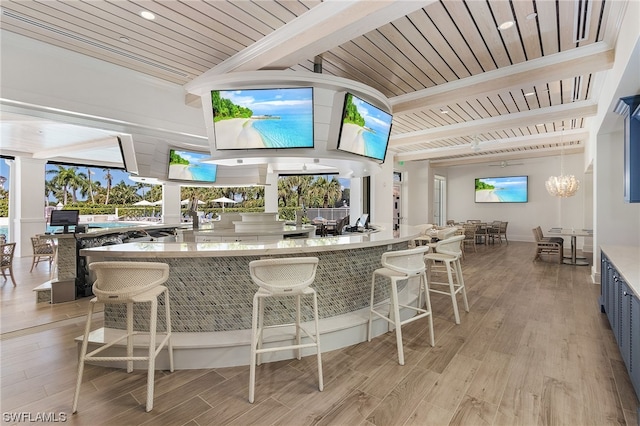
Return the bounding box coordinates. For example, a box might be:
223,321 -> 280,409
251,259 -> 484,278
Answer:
349,178 -> 362,222
264,171 -> 279,213
370,161 -> 394,225
162,183 -> 182,224
14,157 -> 48,257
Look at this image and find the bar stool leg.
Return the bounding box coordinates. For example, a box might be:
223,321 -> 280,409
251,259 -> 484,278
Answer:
295,294 -> 302,360
256,297 -> 264,366
312,291 -> 323,391
249,294 -> 260,404
127,301 -> 134,373
146,299 -> 158,412
390,278 -> 405,365
72,301 -> 95,414
367,274 -> 376,342
421,272 -> 435,347
445,260 -> 461,324
454,259 -> 469,313
164,290 -> 174,372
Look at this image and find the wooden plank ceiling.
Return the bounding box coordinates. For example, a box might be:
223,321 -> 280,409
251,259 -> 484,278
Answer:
0,0 -> 625,167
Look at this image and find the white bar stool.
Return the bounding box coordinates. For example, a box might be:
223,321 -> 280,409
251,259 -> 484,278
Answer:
367,245 -> 434,365
72,261 -> 174,413
248,257 -> 323,403
424,235 -> 469,324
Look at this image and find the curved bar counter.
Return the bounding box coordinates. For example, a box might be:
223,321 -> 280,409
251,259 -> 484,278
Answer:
79,225 -> 422,369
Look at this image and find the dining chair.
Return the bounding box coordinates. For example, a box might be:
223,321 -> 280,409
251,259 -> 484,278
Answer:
0,242 -> 17,286
30,236 -> 55,272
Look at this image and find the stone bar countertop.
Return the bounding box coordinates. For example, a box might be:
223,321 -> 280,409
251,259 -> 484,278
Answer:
601,245 -> 640,297
80,224 -> 417,258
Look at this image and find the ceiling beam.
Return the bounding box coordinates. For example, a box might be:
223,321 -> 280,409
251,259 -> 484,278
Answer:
187,0 -> 435,82
428,145 -> 584,168
389,101 -> 597,148
390,43 -> 614,114
31,137 -> 118,159
393,128 -> 588,162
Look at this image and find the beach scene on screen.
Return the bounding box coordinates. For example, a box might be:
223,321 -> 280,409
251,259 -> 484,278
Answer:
338,93 -> 392,161
475,176 -> 528,203
211,88 -> 313,150
168,149 -> 217,182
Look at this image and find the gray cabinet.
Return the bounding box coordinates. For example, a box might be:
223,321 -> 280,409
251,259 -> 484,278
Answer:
601,252 -> 640,397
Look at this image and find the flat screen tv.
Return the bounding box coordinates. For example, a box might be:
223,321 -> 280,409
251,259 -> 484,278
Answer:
168,149 -> 217,183
337,93 -> 392,162
49,209 -> 79,233
475,176 -> 528,203
211,87 -> 314,150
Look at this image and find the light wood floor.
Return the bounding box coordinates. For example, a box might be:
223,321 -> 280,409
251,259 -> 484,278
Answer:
1,242 -> 638,425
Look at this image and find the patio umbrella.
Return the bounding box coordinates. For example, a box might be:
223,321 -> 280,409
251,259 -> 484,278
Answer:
133,200 -> 153,206
211,196 -> 236,212
180,198 -> 205,205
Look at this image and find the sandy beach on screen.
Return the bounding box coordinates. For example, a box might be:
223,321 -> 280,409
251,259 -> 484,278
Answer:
215,118 -> 265,149
475,189 -> 501,202
339,123 -> 366,155
168,164 -> 193,180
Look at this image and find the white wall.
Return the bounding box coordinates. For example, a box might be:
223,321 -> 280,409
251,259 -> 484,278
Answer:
445,154 -> 586,243
595,130 -> 640,250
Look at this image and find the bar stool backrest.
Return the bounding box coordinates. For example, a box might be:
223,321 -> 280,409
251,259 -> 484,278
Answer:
381,246 -> 430,276
435,235 -> 465,258
249,257 -> 319,294
89,261 -> 170,301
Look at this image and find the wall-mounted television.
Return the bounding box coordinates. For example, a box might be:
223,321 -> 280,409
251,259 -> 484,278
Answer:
49,209 -> 79,233
168,148 -> 217,183
211,87 -> 314,150
337,93 -> 392,162
475,176 -> 528,203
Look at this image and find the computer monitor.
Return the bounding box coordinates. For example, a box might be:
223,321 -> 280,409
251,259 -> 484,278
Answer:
49,209 -> 79,234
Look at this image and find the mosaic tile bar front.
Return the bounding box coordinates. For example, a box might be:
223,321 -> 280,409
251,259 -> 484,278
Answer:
102,241 -> 409,332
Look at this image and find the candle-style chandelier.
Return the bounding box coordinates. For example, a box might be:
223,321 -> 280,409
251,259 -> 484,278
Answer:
545,127 -> 580,197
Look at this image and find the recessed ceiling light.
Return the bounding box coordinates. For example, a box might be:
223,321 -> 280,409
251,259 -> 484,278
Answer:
439,108 -> 449,114
524,91 -> 535,96
536,123 -> 545,127
526,13 -> 537,20
140,10 -> 155,20
498,20 -> 514,30
119,36 -> 130,43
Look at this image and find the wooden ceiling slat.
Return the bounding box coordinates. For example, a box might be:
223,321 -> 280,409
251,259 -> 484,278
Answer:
29,0 -> 215,71
322,45 -> 405,97
136,1 -> 254,52
346,35 -> 420,94
255,0 -> 302,26
393,16 -> 459,83
558,0 -> 577,52
375,23 -> 442,87
420,2 -> 485,76
511,0 -> 543,60
464,99 -> 493,121
536,0 -> 560,55
464,0 -> 511,68
511,91 -> 531,113
0,21 -> 187,84
488,0 -> 527,65
364,31 -> 432,91
202,0 -> 281,34
406,8 -> 472,80
483,94 -> 511,116
440,0 -> 498,73
275,0 -> 318,17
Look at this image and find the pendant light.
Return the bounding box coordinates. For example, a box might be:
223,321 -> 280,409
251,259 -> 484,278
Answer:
545,127 -> 580,197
